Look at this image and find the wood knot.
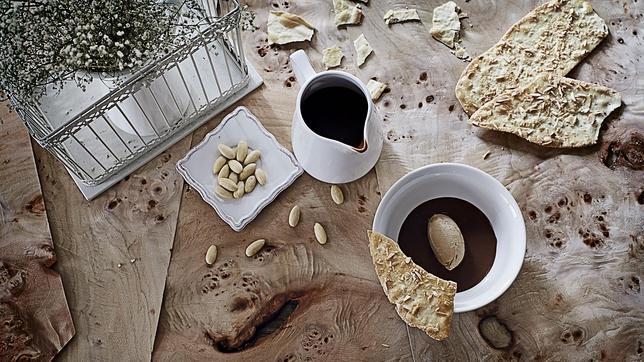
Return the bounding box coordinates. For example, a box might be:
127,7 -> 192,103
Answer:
0,301 -> 39,359
600,132 -> 644,170
0,261 -> 26,299
527,210 -> 537,220
583,193 -> 592,204
106,198 -> 121,211
24,195 -> 45,214
560,327 -> 584,345
230,297 -> 251,313
478,316 -> 513,349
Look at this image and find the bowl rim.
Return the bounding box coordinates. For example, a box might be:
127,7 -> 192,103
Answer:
372,162 -> 526,313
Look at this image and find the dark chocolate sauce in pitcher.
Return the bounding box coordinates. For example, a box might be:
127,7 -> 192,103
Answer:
398,197 -> 497,292
301,85 -> 368,148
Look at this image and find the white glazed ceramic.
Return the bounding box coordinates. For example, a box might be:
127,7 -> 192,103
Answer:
372,163 -> 526,313
176,106 -> 303,231
289,50 -> 383,184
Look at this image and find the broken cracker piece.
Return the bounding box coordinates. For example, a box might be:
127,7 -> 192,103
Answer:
469,73 -> 621,148
267,11 -> 315,45
384,8 -> 421,25
367,79 -> 387,101
430,1 -> 461,49
333,0 -> 363,27
368,231 -> 456,341
452,43 -> 471,61
322,46 -> 344,69
354,34 -> 373,67
455,0 -> 609,115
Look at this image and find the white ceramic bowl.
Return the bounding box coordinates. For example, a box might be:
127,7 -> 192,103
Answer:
372,163 -> 526,313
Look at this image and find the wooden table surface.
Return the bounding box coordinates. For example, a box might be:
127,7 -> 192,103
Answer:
1,0 -> 643,361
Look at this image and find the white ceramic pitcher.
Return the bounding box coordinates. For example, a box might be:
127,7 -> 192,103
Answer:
290,50 -> 383,184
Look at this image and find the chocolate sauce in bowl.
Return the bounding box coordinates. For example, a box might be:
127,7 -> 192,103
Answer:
397,197 -> 497,292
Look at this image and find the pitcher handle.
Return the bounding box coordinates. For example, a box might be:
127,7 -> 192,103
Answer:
290,50 -> 316,85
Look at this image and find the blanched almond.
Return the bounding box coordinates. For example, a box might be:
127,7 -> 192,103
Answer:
219,178 -> 238,192
255,168 -> 267,186
245,176 -> 257,193
215,185 -> 233,199
228,159 -> 243,174
243,150 -> 261,165
218,164 -> 230,179
212,156 -> 227,174
239,163 -> 256,181
314,223 -> 327,244
233,181 -> 245,199
288,205 -> 300,227
218,144 -> 236,159
245,239 -> 266,257
205,245 -> 217,265
330,185 -> 344,204
236,140 -> 248,162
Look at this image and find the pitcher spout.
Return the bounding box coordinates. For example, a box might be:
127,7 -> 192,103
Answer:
353,139 -> 368,153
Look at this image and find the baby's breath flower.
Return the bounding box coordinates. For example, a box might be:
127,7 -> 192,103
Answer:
0,0 -> 208,103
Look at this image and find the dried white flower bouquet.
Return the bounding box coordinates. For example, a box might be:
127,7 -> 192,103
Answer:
0,0 -> 209,103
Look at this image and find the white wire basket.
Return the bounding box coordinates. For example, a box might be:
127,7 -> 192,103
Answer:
10,0 -> 262,199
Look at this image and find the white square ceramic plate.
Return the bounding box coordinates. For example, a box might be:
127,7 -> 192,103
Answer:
176,106 -> 303,231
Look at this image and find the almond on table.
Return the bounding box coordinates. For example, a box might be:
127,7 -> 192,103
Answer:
205,245 -> 218,265
330,185 -> 344,205
288,205 -> 301,227
314,223 -> 327,244
245,239 -> 266,257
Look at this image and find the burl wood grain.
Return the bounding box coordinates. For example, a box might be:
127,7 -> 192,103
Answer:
8,0 -> 639,360
32,136 -> 192,358
0,107 -> 74,360
152,95 -> 413,360
155,0 -> 643,360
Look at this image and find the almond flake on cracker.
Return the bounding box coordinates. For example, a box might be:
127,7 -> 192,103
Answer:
322,46 -> 344,69
354,34 -> 373,67
367,79 -> 387,101
384,9 -> 421,25
267,11 -> 315,45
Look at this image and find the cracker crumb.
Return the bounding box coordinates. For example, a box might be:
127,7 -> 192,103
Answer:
267,11 -> 315,45
383,8 -> 421,25
322,45 -> 344,69
367,79 -> 387,101
354,34 -> 373,67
